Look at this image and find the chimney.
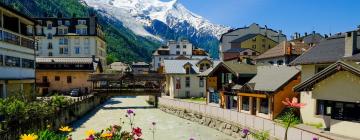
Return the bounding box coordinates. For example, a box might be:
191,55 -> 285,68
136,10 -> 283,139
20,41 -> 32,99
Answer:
305,32 -> 308,36
312,31 -> 316,35
344,30 -> 358,57
324,34 -> 328,38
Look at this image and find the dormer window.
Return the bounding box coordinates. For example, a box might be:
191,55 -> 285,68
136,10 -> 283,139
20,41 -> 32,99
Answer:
186,67 -> 190,74
65,20 -> 70,26
58,20 -> 62,25
47,22 -> 52,29
78,20 -> 86,25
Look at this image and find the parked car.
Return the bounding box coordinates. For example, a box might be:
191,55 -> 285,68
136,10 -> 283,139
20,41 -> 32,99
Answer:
70,89 -> 81,97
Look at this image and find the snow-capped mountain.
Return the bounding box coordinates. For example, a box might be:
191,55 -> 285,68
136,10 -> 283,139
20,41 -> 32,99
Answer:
83,0 -> 230,57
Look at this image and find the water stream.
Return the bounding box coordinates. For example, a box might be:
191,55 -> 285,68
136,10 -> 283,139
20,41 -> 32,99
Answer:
71,96 -> 236,140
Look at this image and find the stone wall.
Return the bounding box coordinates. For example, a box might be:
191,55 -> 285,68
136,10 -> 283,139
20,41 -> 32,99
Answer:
159,105 -> 277,140
0,95 -> 107,140
159,97 -> 334,140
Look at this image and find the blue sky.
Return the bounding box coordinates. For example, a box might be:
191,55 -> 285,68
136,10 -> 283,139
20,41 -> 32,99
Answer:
164,0 -> 359,37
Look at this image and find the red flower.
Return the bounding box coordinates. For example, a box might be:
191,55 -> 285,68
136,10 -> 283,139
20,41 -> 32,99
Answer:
282,97 -> 305,108
132,127 -> 142,137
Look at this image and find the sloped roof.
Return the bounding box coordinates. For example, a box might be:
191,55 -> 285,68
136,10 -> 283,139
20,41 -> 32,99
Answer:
292,33 -> 324,44
163,60 -> 220,74
224,61 -> 257,75
294,60 -> 360,92
256,41 -> 309,60
245,66 -> 300,92
291,34 -> 360,65
224,48 -> 249,53
230,34 -> 258,43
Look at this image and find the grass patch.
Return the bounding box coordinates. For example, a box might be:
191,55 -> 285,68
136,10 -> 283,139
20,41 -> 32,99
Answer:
305,122 -> 323,129
184,97 -> 206,103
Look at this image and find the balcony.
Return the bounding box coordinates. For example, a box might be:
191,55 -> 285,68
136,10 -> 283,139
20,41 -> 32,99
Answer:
36,82 -> 50,87
0,29 -> 35,50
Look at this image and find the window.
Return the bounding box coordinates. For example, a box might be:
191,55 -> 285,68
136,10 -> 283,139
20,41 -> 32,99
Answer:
48,43 -> 52,49
42,76 -> 48,83
176,51 -> 180,55
59,38 -> 68,45
262,44 -> 266,48
65,20 -> 70,26
84,47 -> 90,54
252,38 -> 256,41
316,100 -> 332,116
59,47 -> 68,54
185,67 -> 191,74
84,38 -> 90,45
75,47 -> 80,54
55,76 -> 60,81
199,77 -> 204,87
277,60 -> 284,65
242,96 -> 250,111
67,76 -> 72,83
183,45 -> 186,48
268,61 -> 274,65
48,52 -> 53,56
183,51 -> 186,55
176,45 -> 180,48
175,78 -> 181,89
0,55 -> 3,66
5,56 -> 20,67
185,91 -> 190,98
260,98 -> 269,114
57,20 -> 62,25
268,45 -> 271,49
252,52 -> 256,56
21,59 -> 34,69
185,77 -> 190,88
243,52 -> 248,56
159,57 -> 161,61
78,20 -> 86,25
75,38 -> 80,45
262,38 -> 266,42
47,33 -> 52,39
209,92 -> 219,103
252,45 -> 256,49
47,23 -> 52,29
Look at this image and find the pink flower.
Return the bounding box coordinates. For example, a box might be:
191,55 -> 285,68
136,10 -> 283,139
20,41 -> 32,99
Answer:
127,109 -> 134,114
86,135 -> 95,140
132,127 -> 142,137
282,97 -> 305,108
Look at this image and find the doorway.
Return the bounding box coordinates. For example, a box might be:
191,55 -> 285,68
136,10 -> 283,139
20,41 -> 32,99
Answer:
251,97 -> 257,115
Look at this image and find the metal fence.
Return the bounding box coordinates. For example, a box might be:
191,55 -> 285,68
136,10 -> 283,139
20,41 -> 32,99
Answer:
159,97 -> 333,140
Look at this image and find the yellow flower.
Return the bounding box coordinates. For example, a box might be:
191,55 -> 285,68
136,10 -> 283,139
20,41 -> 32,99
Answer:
86,129 -> 96,137
47,124 -> 51,128
59,126 -> 73,132
100,132 -> 113,138
20,133 -> 38,140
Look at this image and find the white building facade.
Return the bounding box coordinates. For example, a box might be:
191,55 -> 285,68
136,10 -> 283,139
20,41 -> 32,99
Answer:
163,59 -> 219,98
34,17 -> 107,66
0,4 -> 36,98
152,39 -> 209,71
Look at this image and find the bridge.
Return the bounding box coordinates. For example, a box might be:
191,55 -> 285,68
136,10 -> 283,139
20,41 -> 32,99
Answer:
88,73 -> 165,106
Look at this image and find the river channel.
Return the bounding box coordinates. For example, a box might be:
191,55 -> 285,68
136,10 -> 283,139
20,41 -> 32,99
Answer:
71,96 -> 236,140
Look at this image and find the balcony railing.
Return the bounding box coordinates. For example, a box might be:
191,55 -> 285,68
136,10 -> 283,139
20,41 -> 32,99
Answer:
0,28 -> 35,50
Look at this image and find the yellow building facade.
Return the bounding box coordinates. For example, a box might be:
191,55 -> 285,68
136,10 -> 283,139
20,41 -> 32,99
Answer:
36,57 -> 102,95
230,34 -> 278,54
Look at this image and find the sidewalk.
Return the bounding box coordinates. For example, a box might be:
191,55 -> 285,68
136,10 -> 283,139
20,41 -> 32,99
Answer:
296,124 -> 360,140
